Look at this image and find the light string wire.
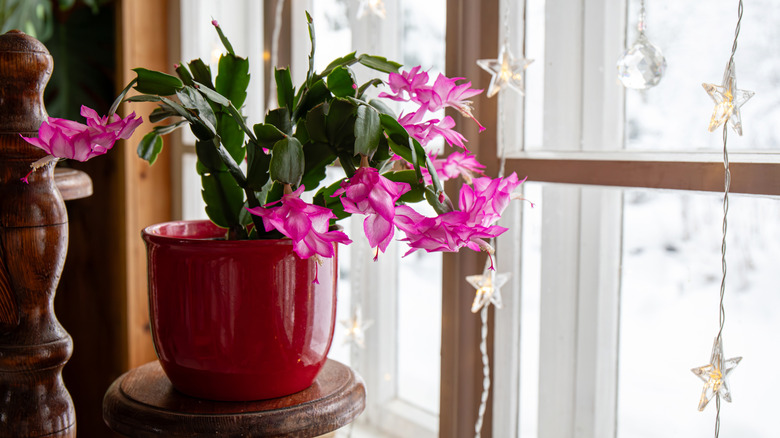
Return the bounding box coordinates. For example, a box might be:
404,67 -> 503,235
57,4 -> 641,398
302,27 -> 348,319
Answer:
638,0 -> 646,33
474,2 -> 513,436
714,1 -> 742,437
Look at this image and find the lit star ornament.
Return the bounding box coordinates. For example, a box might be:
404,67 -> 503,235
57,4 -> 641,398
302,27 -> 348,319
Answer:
691,337 -> 742,411
357,0 -> 386,20
340,306 -> 374,349
477,44 -> 533,98
466,264 -> 510,313
702,62 -> 754,135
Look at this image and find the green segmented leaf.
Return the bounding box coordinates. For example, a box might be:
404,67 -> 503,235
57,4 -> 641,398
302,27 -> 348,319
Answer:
137,131 -> 163,164
354,104 -> 381,157
270,137 -> 304,186
216,54 -> 250,108
132,68 -> 183,95
357,54 -> 402,73
201,170 -> 244,229
326,66 -> 356,98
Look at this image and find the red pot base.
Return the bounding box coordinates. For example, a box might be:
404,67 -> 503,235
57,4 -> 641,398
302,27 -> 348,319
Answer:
143,220 -> 338,401
160,363 -> 323,401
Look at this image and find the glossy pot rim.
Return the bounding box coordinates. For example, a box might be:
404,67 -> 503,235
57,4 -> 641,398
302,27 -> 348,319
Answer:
142,219 -> 293,248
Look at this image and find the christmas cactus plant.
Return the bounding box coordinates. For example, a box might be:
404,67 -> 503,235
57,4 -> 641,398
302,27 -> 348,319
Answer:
22,14 -> 524,261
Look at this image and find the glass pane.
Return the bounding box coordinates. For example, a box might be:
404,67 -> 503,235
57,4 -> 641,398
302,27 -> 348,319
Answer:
524,0 -> 545,150
397,210 -> 442,415
518,182 -> 543,437
181,153 -> 208,221
624,0 -> 780,151
313,0 -> 352,69
618,188 -> 780,436
394,0 -> 446,416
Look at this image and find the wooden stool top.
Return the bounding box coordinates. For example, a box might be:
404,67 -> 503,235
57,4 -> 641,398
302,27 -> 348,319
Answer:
103,359 -> 366,438
54,168 -> 92,201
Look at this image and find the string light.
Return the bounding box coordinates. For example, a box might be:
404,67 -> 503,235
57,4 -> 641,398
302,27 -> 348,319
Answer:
702,62 -> 754,135
692,337 -> 742,411
470,2 -> 526,436
340,305 -> 374,349
693,2 -> 750,436
357,0 -> 386,20
467,260 -> 509,313
477,44 -> 533,98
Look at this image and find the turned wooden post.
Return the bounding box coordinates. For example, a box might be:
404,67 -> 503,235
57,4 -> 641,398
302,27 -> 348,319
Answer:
0,31 -> 76,437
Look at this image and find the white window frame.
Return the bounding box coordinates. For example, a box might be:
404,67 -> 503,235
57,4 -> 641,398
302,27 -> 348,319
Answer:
491,0 -> 780,437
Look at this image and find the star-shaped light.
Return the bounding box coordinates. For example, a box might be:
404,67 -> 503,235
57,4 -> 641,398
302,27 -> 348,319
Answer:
702,62 -> 754,136
357,0 -> 386,20
340,306 -> 374,349
691,337 -> 742,411
477,44 -> 533,98
466,264 -> 510,313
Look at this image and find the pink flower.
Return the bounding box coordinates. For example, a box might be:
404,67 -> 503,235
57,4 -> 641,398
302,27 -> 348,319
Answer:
81,106 -> 143,141
426,116 -> 468,149
460,173 -> 525,227
398,111 -> 467,149
21,106 -> 142,162
394,173 -> 524,256
417,74 -> 484,131
332,167 -> 410,256
395,206 -> 506,256
423,151 -> 486,184
378,66 -> 430,103
247,186 -> 352,260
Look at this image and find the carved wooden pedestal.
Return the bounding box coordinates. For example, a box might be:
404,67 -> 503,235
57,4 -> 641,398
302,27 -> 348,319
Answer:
103,360 -> 366,438
0,31 -> 78,437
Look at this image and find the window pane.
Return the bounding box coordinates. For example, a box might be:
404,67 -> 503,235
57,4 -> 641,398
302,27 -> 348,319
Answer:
618,189 -> 780,436
524,0 -> 545,150
624,0 -> 780,151
395,0 -> 446,416
181,152 -> 208,221
518,182 -> 543,437
397,250 -> 442,414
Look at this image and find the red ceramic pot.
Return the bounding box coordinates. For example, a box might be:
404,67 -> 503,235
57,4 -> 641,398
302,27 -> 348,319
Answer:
142,220 -> 337,401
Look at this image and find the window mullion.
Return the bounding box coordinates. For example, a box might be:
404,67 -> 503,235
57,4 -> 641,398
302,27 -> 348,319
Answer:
581,0 -> 627,151
573,187 -> 623,438
537,185 -> 582,438
542,0 -> 584,149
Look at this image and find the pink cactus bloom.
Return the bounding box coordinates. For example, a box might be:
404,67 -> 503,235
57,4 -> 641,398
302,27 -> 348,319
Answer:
460,173 -> 525,227
416,73 -> 485,131
425,116 -> 468,149
81,106 -> 144,141
21,106 -> 142,162
247,186 -> 352,260
398,110 -> 467,150
395,173 -> 523,256
332,167 -> 411,256
378,66 -> 430,103
395,206 -> 507,256
423,151 -> 486,185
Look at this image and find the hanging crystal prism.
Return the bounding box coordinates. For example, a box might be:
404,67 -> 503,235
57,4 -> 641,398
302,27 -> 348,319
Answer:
617,0 -> 666,89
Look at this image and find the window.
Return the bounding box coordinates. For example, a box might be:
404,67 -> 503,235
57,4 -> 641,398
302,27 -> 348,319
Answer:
494,0 -> 780,437
175,1 -> 447,437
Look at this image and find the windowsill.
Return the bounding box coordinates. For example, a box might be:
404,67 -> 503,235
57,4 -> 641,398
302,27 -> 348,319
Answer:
507,149 -> 780,163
